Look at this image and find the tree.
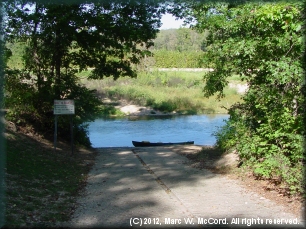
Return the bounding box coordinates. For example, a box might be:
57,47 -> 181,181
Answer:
4,0 -> 164,145
150,28 -> 207,52
188,1 -> 305,194
0,2 -> 5,226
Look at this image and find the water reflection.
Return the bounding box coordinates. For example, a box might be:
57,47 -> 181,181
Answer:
88,114 -> 229,148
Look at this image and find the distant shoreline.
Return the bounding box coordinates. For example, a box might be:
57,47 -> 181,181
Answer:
149,68 -> 214,72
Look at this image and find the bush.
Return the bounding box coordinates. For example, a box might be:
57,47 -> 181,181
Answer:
5,69 -> 103,146
214,103 -> 304,195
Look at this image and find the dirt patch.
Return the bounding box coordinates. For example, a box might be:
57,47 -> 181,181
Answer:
171,145 -> 304,219
170,145 -> 239,173
102,98 -> 177,116
228,82 -> 248,94
118,104 -> 166,116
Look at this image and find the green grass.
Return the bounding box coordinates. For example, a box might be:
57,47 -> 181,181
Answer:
80,70 -> 243,115
6,42 -> 25,69
5,130 -> 96,227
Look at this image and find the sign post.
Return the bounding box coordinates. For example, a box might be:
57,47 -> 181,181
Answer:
54,100 -> 75,155
54,115 -> 58,152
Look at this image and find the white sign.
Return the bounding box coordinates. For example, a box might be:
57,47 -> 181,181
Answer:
54,100 -> 75,115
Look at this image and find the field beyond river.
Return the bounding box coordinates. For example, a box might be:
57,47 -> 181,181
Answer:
79,69 -> 246,116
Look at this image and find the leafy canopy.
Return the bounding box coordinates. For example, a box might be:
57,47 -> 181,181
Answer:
188,1 -> 304,194
5,1 -> 164,79
4,0 -> 165,145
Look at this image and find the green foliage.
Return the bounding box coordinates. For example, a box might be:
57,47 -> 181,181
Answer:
192,2 -> 305,194
136,28 -> 209,69
150,28 -> 208,52
5,68 -> 102,146
152,50 -> 206,68
82,71 -> 242,115
4,1 -> 164,145
5,42 -> 23,68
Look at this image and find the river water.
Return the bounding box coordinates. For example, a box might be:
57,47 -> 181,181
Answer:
87,114 -> 229,147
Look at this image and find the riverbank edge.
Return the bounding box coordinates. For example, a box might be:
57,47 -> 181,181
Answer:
102,97 -> 229,117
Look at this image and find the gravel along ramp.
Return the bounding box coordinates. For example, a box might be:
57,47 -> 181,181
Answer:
68,147 -> 304,228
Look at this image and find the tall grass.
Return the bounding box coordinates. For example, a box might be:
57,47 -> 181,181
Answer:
80,70 -> 242,114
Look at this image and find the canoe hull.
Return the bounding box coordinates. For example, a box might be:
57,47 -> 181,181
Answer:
132,141 -> 194,147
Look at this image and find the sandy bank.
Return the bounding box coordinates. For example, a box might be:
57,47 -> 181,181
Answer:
103,98 -> 177,116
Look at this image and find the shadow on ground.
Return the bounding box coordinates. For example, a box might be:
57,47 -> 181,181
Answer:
70,147 -> 223,227
69,146 -> 301,228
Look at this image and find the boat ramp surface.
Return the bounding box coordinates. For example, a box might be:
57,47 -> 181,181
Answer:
64,146 -> 304,228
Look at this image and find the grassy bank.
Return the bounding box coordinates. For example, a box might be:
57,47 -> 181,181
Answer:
80,70 -> 243,115
4,128 -> 96,227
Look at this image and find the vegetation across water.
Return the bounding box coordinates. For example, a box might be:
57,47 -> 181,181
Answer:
80,70 -> 243,115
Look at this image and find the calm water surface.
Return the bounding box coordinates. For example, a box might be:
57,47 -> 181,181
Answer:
88,114 -> 229,147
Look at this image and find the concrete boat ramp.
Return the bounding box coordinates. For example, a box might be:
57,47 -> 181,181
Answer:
65,146 -> 304,228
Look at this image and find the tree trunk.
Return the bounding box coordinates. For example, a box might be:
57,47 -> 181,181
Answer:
32,4 -> 42,90
54,28 -> 62,99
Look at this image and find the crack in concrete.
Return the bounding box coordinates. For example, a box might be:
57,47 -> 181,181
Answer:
132,149 -> 196,220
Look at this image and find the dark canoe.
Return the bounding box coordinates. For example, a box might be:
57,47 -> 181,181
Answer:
132,141 -> 194,147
